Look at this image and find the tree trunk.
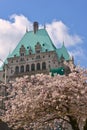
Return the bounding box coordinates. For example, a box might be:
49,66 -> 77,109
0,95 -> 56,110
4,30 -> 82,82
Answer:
67,115 -> 80,130
83,119 -> 87,130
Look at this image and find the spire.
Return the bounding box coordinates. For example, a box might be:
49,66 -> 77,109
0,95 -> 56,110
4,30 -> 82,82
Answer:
44,24 -> 46,29
62,41 -> 65,49
26,27 -> 28,33
62,41 -> 65,46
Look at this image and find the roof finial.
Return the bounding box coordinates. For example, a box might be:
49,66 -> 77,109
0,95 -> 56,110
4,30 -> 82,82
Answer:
62,41 -> 65,47
44,24 -> 46,29
26,27 -> 28,33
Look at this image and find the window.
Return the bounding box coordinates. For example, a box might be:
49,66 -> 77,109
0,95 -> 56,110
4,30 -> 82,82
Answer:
20,65 -> 24,73
11,69 -> 13,74
29,47 -> 32,55
46,49 -> 48,52
37,63 -> 40,70
42,62 -> 46,70
20,58 -> 24,61
36,50 -> 40,53
36,55 -> 40,59
20,45 -> 26,56
21,53 -> 24,56
26,65 -> 29,72
11,60 -> 13,63
31,64 -> 35,71
15,66 -> 19,73
35,42 -> 41,53
49,64 -> 51,68
29,52 -> 31,55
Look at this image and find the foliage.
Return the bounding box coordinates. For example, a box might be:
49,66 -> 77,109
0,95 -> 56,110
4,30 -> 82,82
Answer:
0,67 -> 87,130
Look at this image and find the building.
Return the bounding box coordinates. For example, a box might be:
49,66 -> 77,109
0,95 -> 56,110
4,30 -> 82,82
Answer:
0,22 -> 74,83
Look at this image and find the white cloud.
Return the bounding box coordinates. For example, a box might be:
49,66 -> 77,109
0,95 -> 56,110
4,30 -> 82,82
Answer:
46,20 -> 83,47
0,14 -> 32,64
0,14 -> 83,65
69,47 -> 87,67
69,47 -> 84,58
69,47 -> 84,62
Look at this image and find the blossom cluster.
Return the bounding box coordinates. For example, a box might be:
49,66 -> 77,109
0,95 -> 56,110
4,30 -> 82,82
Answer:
0,68 -> 87,130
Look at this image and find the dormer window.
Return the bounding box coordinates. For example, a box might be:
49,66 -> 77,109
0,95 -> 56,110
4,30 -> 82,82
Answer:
36,50 -> 40,53
29,47 -> 32,55
14,55 -> 16,57
46,49 -> 48,52
60,54 -> 65,63
21,53 -> 24,56
20,45 -> 26,56
35,42 -> 41,53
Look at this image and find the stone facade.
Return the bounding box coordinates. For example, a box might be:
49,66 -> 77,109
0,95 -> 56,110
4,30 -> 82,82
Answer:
0,52 -> 74,83
6,50 -> 60,81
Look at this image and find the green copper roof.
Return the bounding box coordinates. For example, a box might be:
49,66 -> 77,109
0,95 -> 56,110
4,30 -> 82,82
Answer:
0,66 -> 3,71
9,29 -> 56,58
56,43 -> 70,61
0,28 -> 70,71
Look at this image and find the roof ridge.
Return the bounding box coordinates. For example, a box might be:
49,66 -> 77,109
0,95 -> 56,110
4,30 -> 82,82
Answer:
44,29 -> 56,50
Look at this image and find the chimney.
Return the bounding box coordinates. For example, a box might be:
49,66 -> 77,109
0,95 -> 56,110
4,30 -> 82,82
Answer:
33,22 -> 38,34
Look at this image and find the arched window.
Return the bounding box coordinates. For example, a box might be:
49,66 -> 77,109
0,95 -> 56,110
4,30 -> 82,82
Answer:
37,63 -> 40,70
42,62 -> 46,70
31,64 -> 35,71
20,65 -> 24,73
26,65 -> 29,72
15,66 -> 19,73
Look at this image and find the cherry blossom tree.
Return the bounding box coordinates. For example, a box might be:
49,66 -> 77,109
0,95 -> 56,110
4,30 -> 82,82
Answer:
1,67 -> 87,130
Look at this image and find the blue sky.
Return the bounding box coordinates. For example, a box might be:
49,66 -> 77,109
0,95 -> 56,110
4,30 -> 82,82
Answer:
0,0 -> 87,67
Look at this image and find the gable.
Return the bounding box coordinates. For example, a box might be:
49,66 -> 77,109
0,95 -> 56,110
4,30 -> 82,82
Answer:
56,44 -> 70,61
